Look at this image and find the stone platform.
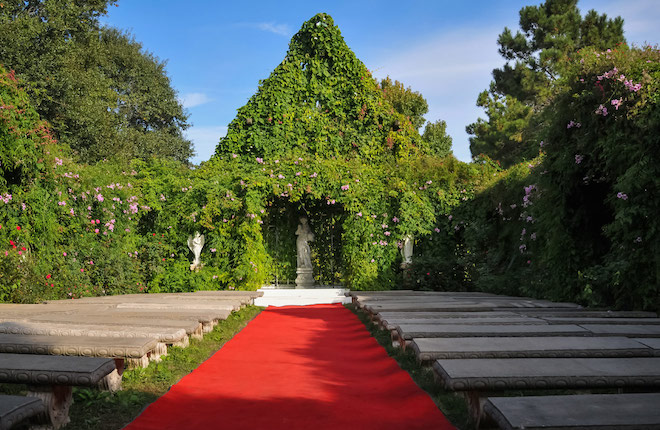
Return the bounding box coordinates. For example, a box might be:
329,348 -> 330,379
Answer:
254,288 -> 351,306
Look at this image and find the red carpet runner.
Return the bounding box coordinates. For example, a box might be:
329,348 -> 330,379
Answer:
125,304 -> 454,429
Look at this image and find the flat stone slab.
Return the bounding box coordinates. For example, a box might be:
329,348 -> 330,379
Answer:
12,314 -> 201,335
411,336 -> 653,362
381,317 -> 546,330
582,324 -> 660,337
634,338 -> 660,353
0,322 -> 187,344
395,324 -> 588,340
0,333 -> 157,359
375,311 -> 521,320
366,303 -> 501,313
0,395 -> 45,430
0,353 -> 115,386
114,302 -> 236,311
484,393 -> 660,430
432,357 -> 660,391
515,309 -> 657,317
544,317 -> 660,324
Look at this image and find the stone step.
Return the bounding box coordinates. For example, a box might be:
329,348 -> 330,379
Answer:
254,288 -> 351,306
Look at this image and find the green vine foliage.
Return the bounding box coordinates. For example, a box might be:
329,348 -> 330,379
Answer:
214,13 -> 423,161
451,45 -> 660,312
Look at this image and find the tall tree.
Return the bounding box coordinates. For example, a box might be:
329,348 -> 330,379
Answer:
422,119 -> 452,158
0,0 -> 192,163
467,0 -> 624,166
380,77 -> 428,130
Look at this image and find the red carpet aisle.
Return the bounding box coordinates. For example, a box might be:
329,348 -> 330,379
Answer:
125,304 -> 454,430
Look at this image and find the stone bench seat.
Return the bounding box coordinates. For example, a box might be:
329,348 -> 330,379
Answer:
0,334 -> 158,369
483,393 -> 660,430
0,353 -> 117,429
411,336 -> 656,364
581,324 -> 660,337
0,322 -> 188,347
515,309 -> 657,318
393,324 -> 589,348
0,395 -> 45,430
374,311 -> 522,322
8,314 -> 204,339
542,316 -> 660,324
432,356 -> 660,422
380,316 -> 546,331
364,300 -> 581,314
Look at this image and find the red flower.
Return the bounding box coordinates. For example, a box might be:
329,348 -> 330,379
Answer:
46,274 -> 51,279
9,240 -> 14,246
21,247 -> 26,251
16,226 -> 20,230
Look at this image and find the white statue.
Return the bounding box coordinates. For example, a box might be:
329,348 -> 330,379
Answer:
295,217 -> 314,269
401,235 -> 413,267
187,231 -> 205,271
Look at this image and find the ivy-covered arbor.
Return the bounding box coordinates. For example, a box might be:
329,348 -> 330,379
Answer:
196,14 -> 474,290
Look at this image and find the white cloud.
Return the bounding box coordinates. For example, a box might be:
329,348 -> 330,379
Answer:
180,92 -> 212,109
368,26 -> 504,162
186,125 -> 228,164
242,22 -> 292,37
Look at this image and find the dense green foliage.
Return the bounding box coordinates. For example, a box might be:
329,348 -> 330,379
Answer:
447,45 -> 660,311
2,9 -> 658,314
0,0 -> 192,163
467,0 -> 625,167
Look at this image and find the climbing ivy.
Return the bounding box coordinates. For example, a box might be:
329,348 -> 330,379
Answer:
214,13 -> 423,162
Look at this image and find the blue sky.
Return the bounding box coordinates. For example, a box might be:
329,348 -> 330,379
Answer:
102,0 -> 659,164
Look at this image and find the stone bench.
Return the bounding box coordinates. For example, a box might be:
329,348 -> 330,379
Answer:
483,393 -> 660,430
0,395 -> 45,430
432,357 -> 660,422
0,334 -> 158,369
581,324 -> 660,337
379,316 -> 546,331
0,321 -> 189,348
410,336 -> 655,364
8,314 -> 204,340
392,324 -> 589,348
0,353 -> 116,429
515,309 -> 657,318
542,316 -> 660,324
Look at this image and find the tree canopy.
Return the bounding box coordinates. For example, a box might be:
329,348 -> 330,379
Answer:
0,0 -> 192,163
467,0 -> 625,167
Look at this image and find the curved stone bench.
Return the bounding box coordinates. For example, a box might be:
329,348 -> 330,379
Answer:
0,354 -> 116,429
483,393 -> 660,430
0,395 -> 45,430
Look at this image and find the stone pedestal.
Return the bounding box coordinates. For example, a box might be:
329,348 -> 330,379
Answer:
295,268 -> 315,289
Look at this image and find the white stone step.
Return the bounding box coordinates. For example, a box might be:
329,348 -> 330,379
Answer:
254,288 -> 352,307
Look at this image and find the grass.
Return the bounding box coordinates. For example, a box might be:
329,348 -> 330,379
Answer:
345,303 -> 475,430
65,305 -> 263,430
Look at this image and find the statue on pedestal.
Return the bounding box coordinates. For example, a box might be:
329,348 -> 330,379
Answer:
187,231 -> 205,271
295,217 -> 315,288
400,235 -> 413,268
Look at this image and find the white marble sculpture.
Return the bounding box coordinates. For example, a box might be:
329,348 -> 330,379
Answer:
295,217 -> 315,288
401,235 -> 413,268
187,231 -> 205,271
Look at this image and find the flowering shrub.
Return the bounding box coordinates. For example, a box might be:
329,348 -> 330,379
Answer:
444,45 -> 660,311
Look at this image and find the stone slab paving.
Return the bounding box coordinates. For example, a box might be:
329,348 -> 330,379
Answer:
0,395 -> 45,430
411,336 -> 653,362
375,311 -> 521,321
432,357 -> 660,391
395,323 -> 589,341
582,324 -> 660,337
483,393 -> 660,430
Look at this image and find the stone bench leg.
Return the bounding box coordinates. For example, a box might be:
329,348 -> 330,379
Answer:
27,385 -> 72,430
97,358 -> 124,392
